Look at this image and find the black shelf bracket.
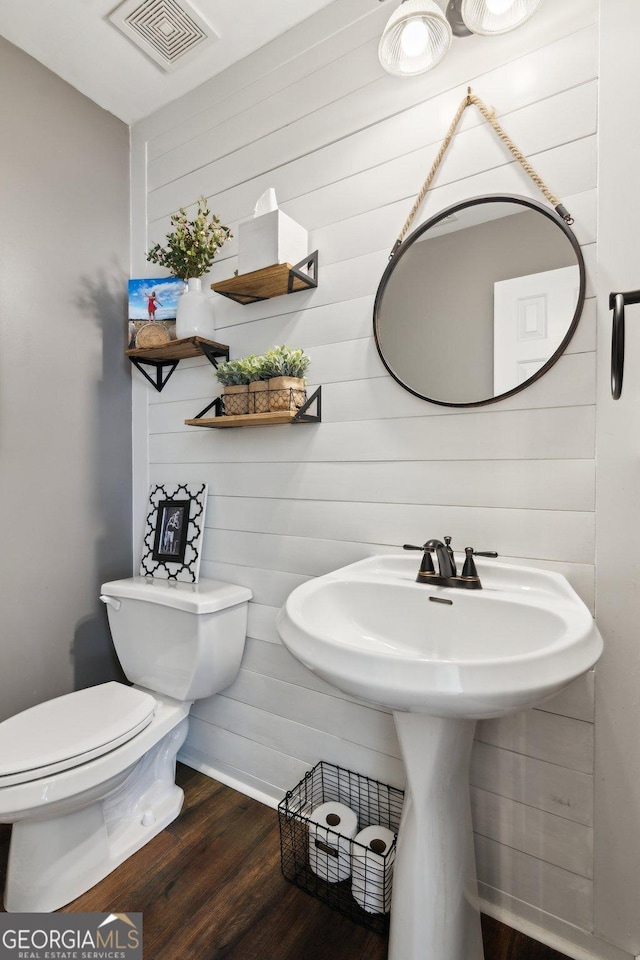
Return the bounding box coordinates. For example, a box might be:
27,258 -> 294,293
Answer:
129,357 -> 179,393
127,338 -> 230,393
292,386 -> 322,423
609,289 -> 640,399
199,342 -> 230,369
193,395 -> 225,420
288,250 -> 318,294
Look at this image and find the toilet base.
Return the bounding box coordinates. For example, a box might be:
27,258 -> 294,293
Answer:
4,717 -> 188,912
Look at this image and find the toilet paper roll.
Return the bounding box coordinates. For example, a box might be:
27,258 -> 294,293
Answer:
351,825 -> 396,914
308,801 -> 358,883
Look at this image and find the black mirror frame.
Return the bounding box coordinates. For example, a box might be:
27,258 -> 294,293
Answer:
373,193 -> 586,408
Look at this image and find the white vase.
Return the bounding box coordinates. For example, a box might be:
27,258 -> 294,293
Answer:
175,277 -> 215,339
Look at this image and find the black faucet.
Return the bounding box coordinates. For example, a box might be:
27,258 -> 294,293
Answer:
425,539 -> 456,578
403,537 -> 498,590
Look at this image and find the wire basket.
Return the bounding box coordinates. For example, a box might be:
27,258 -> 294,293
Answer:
278,761 -> 404,934
252,386 -> 306,414
221,386 -> 308,416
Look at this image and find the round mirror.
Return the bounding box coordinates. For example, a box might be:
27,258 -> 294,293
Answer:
373,195 -> 585,407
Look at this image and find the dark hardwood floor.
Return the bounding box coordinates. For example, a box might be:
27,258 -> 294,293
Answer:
0,764 -> 571,960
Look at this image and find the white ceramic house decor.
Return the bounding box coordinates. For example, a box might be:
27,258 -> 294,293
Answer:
139,482 -> 207,582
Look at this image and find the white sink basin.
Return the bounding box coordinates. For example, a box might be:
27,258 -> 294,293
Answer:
277,553 -> 603,960
276,554 -> 602,719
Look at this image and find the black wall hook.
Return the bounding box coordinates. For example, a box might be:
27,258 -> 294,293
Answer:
609,289 -> 640,399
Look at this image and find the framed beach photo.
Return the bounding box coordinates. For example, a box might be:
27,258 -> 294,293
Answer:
140,483 -> 207,582
128,277 -> 184,321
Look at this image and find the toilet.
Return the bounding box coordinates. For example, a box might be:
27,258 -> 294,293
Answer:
0,575 -> 252,913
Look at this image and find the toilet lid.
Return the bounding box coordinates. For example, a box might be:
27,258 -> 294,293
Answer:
0,682 -> 157,787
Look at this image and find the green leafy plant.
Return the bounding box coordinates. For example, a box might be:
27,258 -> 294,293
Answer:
146,196 -> 232,280
214,359 -> 252,387
261,345 -> 310,380
241,354 -> 271,382
216,347 -> 310,389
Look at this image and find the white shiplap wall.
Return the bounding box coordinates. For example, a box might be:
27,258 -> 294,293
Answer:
132,0 -> 604,953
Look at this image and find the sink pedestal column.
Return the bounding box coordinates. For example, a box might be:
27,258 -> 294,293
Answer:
389,712 -> 484,960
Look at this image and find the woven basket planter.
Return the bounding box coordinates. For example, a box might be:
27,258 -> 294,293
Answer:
249,380 -> 271,414
223,384 -> 250,415
268,376 -> 306,412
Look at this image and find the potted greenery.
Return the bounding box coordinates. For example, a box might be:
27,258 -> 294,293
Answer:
215,359 -> 252,415
147,196 -> 232,339
243,354 -> 272,414
261,345 -> 310,412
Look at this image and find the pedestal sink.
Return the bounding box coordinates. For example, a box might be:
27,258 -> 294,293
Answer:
276,554 -> 603,960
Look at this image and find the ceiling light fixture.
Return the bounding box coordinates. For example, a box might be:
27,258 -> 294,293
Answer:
458,0 -> 543,35
378,0 -> 452,77
378,0 -> 543,76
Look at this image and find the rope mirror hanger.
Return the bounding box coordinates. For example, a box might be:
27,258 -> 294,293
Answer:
389,86 -> 574,261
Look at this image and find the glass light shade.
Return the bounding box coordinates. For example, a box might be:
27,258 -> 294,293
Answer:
378,0 -> 452,77
460,0 -> 543,35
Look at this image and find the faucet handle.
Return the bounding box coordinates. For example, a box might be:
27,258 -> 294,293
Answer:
461,547 -> 479,579
419,551 -> 435,574
402,543 -> 435,574
462,547 -> 498,582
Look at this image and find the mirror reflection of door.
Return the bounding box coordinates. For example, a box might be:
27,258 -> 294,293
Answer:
493,265 -> 581,395
373,196 -> 585,407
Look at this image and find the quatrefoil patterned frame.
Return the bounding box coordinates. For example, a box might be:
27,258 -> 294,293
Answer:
140,482 -> 207,582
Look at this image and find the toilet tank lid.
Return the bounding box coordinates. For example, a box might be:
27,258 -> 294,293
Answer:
100,576 -> 252,613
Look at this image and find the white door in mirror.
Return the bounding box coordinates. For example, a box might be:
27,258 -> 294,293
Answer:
494,264 -> 580,394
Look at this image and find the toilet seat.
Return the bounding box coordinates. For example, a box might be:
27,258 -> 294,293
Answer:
0,682 -> 157,787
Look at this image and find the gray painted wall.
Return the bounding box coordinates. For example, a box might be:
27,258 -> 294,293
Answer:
0,38 -> 131,721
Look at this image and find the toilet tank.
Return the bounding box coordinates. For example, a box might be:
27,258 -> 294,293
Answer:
100,576 -> 252,701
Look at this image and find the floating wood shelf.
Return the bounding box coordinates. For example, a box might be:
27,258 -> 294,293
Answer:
185,387 -> 322,429
212,251 -> 318,305
125,336 -> 229,393
186,411 -> 305,428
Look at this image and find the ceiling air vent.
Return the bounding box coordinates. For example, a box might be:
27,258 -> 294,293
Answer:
109,0 -> 220,71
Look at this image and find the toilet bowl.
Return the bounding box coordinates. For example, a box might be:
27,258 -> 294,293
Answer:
0,575 -> 252,912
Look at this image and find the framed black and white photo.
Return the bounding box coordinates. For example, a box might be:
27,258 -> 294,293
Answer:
140,483 -> 207,582
152,500 -> 190,563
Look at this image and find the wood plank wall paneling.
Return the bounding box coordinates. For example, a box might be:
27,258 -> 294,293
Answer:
132,0 -> 600,951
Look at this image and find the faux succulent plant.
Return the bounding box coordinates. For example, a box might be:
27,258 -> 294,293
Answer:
261,345 -> 310,379
240,354 -> 271,382
216,346 -> 310,387
214,359 -> 252,387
